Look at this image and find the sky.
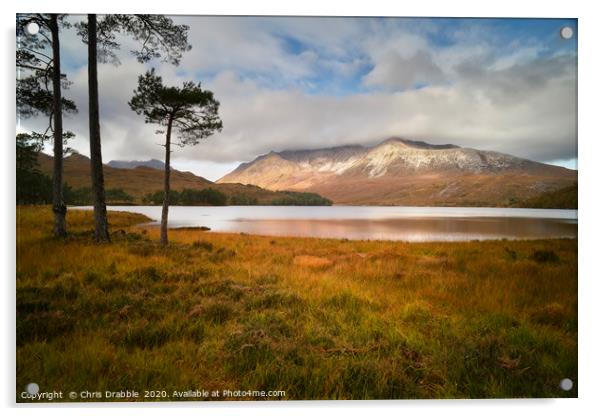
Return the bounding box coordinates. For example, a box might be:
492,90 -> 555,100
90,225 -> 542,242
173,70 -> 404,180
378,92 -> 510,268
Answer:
17,16 -> 578,181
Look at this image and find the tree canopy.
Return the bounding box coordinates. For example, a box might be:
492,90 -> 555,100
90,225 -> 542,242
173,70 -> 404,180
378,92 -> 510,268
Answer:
17,14 -> 77,137
129,68 -> 223,146
75,14 -> 191,65
129,68 -> 222,246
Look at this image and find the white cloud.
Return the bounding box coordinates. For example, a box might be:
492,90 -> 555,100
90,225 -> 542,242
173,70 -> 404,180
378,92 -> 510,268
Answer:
18,16 -> 577,180
189,56 -> 576,164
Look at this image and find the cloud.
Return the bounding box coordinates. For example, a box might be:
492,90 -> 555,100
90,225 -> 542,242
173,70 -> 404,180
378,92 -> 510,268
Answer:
190,54 -> 575,164
18,16 -> 577,181
363,50 -> 445,89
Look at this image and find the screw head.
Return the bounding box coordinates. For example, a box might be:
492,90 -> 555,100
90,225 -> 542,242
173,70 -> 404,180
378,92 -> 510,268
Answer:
25,22 -> 40,35
560,26 -> 574,40
26,383 -> 39,395
560,378 -> 574,391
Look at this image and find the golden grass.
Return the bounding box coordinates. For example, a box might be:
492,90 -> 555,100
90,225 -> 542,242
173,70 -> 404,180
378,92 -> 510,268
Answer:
16,206 -> 577,401
293,255 -> 333,269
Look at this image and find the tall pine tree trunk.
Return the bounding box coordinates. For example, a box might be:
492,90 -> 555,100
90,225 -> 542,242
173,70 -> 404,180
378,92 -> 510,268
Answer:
87,14 -> 110,243
49,14 -> 66,237
160,117 -> 173,246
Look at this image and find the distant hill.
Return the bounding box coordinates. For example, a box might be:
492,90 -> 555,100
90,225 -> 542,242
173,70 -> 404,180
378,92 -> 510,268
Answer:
36,152 -> 331,205
514,183 -> 577,209
219,137 -> 577,207
108,159 -> 165,170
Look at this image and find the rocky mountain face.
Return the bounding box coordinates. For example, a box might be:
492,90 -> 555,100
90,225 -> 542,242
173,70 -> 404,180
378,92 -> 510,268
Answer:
218,138 -> 577,206
107,159 -> 165,170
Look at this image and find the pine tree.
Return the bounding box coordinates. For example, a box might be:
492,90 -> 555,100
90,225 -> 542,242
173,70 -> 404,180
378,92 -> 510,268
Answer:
129,69 -> 222,246
76,14 -> 191,242
17,14 -> 77,236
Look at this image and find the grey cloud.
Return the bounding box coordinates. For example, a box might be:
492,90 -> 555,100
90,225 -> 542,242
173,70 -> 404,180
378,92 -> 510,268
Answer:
363,50 -> 445,89
189,52 -> 576,164
459,54 -> 576,104
18,16 -> 577,174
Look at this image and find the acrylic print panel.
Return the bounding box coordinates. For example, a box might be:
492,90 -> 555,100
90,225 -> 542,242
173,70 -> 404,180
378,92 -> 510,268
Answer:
16,14 -> 577,402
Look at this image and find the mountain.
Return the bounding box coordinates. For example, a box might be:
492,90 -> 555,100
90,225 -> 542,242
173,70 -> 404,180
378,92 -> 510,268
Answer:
218,137 -> 577,207
107,159 -> 165,170
38,152 -> 211,197
35,152 -> 330,205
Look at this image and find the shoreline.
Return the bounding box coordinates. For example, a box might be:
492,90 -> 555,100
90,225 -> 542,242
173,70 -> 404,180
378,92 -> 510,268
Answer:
66,205 -> 577,243
165,224 -> 578,244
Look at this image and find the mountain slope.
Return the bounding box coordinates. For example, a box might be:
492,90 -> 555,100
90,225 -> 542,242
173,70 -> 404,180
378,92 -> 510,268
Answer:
218,137 -> 577,207
38,152 -> 212,196
107,159 -> 165,170
35,152 -> 330,205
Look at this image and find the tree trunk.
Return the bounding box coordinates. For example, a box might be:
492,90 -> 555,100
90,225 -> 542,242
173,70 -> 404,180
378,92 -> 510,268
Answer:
160,117 -> 173,246
49,15 -> 66,238
87,14 -> 110,243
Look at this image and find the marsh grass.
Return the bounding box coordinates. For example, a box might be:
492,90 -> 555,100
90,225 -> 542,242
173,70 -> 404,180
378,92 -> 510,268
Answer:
16,206 -> 577,400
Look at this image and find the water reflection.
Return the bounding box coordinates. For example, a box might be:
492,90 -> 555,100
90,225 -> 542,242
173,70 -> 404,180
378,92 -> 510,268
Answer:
74,205 -> 577,242
225,217 -> 577,241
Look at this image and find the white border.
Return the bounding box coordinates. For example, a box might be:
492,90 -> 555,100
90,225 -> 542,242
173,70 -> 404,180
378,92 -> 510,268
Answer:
3,1 -> 601,415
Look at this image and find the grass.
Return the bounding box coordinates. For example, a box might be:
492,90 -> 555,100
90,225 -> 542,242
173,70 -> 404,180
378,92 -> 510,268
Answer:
515,183 -> 578,209
16,206 -> 577,401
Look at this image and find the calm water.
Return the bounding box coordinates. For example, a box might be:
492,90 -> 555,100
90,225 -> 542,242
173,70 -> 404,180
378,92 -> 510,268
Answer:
75,205 -> 577,242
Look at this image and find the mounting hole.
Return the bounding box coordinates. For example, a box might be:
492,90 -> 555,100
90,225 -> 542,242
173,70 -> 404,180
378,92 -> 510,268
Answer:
560,26 -> 574,40
26,382 -> 39,395
25,22 -> 40,35
559,378 -> 573,391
